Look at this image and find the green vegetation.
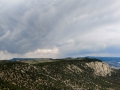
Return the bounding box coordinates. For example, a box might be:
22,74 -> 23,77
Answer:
0,58 -> 120,90
20,60 -> 56,64
0,78 -> 27,90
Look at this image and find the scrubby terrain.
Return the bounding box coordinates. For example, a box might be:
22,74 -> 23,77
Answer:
0,58 -> 120,90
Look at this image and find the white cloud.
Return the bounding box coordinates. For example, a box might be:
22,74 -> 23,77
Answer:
0,50 -> 19,60
0,48 -> 59,60
24,47 -> 59,58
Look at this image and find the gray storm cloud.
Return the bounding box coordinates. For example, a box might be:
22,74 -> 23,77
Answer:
0,0 -> 120,59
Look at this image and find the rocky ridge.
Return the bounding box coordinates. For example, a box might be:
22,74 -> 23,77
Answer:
0,58 -> 120,90
86,61 -> 113,76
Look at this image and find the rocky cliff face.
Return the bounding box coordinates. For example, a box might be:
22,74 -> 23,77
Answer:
86,61 -> 113,76
0,58 -> 120,90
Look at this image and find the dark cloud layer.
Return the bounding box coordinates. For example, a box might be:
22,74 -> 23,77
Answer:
0,0 -> 120,59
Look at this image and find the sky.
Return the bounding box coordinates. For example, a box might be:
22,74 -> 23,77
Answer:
0,0 -> 120,59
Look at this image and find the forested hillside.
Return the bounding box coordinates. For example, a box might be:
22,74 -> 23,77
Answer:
0,58 -> 120,90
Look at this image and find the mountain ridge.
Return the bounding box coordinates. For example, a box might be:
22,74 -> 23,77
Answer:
88,57 -> 120,69
0,58 -> 120,90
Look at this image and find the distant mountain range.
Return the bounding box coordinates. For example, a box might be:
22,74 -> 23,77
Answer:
88,57 -> 120,69
10,57 -> 120,69
11,58 -> 53,61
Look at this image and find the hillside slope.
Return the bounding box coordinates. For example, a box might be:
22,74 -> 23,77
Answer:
0,58 -> 120,90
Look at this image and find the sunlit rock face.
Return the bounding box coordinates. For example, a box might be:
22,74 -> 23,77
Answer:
86,61 -> 112,76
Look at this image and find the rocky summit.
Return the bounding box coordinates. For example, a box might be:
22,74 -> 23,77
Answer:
86,61 -> 112,77
0,58 -> 120,90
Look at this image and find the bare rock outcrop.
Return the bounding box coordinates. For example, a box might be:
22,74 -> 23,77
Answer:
86,61 -> 112,76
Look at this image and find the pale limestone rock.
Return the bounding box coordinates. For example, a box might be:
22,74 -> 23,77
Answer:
67,64 -> 82,73
86,61 -> 112,76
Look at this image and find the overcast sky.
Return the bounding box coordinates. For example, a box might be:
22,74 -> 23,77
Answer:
0,0 -> 120,59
